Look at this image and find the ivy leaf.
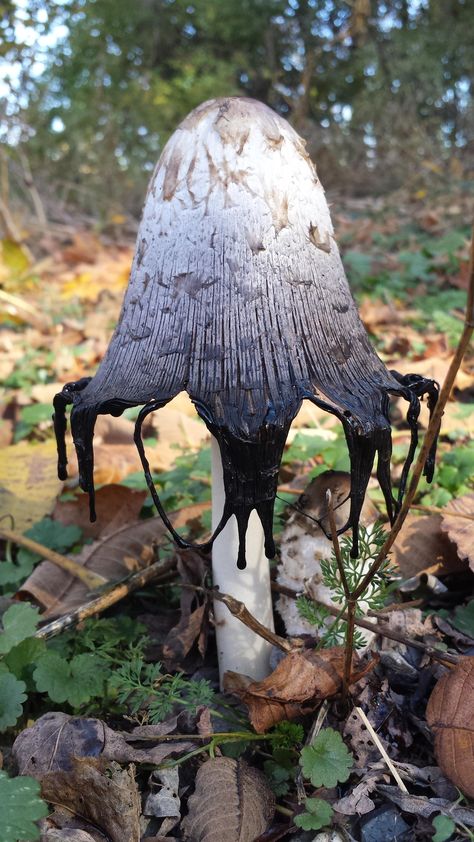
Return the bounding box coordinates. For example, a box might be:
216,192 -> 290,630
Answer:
300,728 -> 353,788
0,604 -> 40,655
33,652 -> 104,707
0,770 -> 48,841
0,672 -> 27,731
432,814 -> 455,842
294,797 -> 334,831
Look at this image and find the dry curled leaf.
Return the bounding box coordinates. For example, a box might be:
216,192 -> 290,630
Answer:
226,648 -> 375,733
426,657 -> 474,798
392,514 -> 461,578
333,776 -> 378,815
441,494 -> 474,570
40,757 -> 140,842
163,549 -> 210,668
182,757 -> 274,842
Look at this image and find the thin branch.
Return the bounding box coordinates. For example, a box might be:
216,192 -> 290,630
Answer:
353,224 -> 474,602
0,526 -> 107,590
410,503 -> 474,521
271,581 -> 459,665
36,557 -> 176,639
354,706 -> 408,793
326,489 -> 354,704
326,490 -> 351,600
207,586 -> 292,654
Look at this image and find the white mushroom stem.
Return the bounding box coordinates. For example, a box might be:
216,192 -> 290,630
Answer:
211,437 -> 274,687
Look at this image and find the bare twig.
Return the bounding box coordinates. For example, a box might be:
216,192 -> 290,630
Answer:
354,706 -> 408,793
207,586 -> 292,653
179,582 -> 291,653
36,557 -> 177,639
0,526 -> 107,590
326,489 -> 354,703
410,503 -> 474,521
326,490 -> 351,600
353,224 -> 474,602
271,581 -> 459,665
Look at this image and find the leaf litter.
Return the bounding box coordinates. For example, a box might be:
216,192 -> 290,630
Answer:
0,195 -> 473,841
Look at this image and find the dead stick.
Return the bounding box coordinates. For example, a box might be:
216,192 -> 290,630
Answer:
353,224 -> 474,602
36,558 -> 177,639
354,706 -> 408,793
278,493 -> 474,522
326,490 -> 351,601
271,582 -> 459,665
186,585 -> 292,653
327,489 -> 354,704
410,503 -> 474,521
0,526 -> 107,590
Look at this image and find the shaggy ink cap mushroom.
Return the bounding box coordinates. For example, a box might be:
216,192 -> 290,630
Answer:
53,97 -> 439,570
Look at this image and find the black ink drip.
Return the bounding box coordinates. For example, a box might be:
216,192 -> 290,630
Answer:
53,374 -> 439,569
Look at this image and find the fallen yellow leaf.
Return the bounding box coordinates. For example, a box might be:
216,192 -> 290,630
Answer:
0,439 -> 62,532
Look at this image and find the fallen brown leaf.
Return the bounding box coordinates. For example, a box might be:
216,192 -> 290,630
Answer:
18,502 -> 209,616
377,784 -> 474,827
40,830 -> 97,842
53,483 -> 147,541
226,648 -> 375,733
41,757 -> 140,842
391,514 -> 461,578
182,757 -> 274,842
13,711 -> 196,775
359,297 -> 401,332
441,493 -> 474,570
163,549 -> 210,669
426,657 -> 474,798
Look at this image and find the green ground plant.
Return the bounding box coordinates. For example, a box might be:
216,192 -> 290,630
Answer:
296,523 -> 393,647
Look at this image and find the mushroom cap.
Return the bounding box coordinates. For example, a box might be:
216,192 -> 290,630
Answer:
54,97 -> 438,567
74,96 -> 396,432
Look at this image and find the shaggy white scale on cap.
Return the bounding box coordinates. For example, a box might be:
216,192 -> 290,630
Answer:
150,97 -> 333,259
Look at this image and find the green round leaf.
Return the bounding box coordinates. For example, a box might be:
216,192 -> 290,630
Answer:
300,727 -> 353,788
0,672 -> 27,731
0,603 -> 40,655
33,652 -> 104,707
432,814 -> 456,842
294,797 -> 334,831
0,770 -> 48,841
